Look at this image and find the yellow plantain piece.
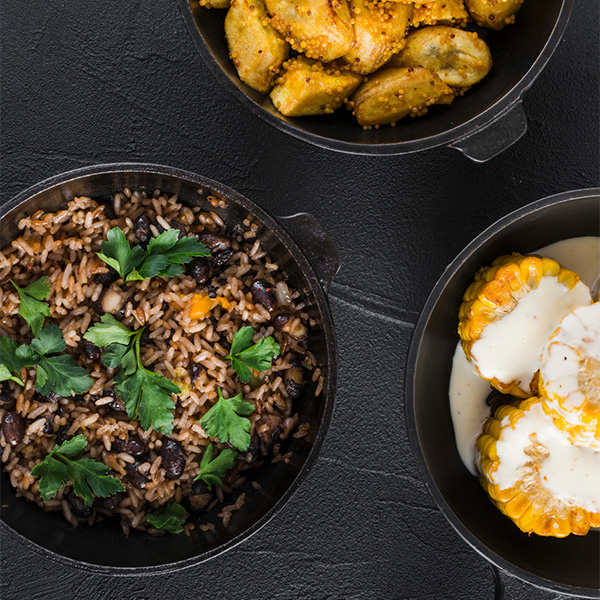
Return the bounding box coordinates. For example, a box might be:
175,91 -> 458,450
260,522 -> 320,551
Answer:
350,66 -> 454,127
465,0 -> 523,30
265,0 -> 354,63
225,0 -> 289,93
413,0 -> 470,28
477,397 -> 600,537
458,254 -> 591,398
389,26 -> 492,88
344,0 -> 414,75
539,302 -> 600,449
270,57 -> 363,117
200,0 -> 231,8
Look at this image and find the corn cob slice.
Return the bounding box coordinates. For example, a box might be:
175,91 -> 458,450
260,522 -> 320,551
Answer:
458,254 -> 591,397
539,302 -> 600,448
477,397 -> 600,537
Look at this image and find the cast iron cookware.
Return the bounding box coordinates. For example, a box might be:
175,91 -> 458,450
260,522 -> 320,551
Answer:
178,0 -> 573,161
0,164 -> 338,572
406,189 -> 600,596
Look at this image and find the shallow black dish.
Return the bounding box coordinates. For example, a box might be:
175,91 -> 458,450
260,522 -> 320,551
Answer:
0,163 -> 338,572
406,189 -> 600,596
178,0 -> 573,160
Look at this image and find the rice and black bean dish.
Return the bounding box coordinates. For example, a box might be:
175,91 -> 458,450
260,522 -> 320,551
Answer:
0,188 -> 321,535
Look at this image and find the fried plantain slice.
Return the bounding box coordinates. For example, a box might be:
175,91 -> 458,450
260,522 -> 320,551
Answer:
465,0 -> 523,30
343,0 -> 413,75
413,0 -> 470,28
350,66 -> 454,127
225,0 -> 289,93
265,0 -> 354,63
389,26 -> 492,87
270,56 -> 363,116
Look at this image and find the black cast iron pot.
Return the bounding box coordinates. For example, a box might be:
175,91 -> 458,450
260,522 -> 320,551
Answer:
406,189 -> 600,597
178,0 -> 573,161
0,163 -> 339,572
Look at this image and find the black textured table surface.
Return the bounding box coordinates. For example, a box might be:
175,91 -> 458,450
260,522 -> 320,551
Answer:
1,2 -> 598,599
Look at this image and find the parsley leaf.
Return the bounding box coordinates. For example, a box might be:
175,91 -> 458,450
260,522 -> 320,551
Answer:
146,502 -> 187,533
226,326 -> 281,383
200,389 -> 254,451
11,277 -> 50,336
84,320 -> 179,433
30,325 -> 93,397
116,365 -> 178,434
97,227 -> 146,281
97,227 -> 209,283
0,326 -> 92,396
194,443 -> 238,489
31,434 -> 125,505
83,314 -> 137,347
0,336 -> 37,385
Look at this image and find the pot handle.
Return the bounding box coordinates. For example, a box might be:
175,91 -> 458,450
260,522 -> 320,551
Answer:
276,212 -> 341,291
450,100 -> 527,163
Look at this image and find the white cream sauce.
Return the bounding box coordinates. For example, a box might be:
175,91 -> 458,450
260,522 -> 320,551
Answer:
449,236 -> 600,474
493,400 -> 600,512
470,277 -> 591,395
541,302 -> 600,411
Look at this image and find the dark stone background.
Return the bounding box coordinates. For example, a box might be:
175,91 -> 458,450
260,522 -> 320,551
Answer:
0,1 -> 598,598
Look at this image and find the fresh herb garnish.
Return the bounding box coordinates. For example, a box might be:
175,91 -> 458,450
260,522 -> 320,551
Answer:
11,277 -> 50,336
200,388 -> 254,451
226,326 -> 280,383
146,502 -> 187,533
30,435 -> 125,505
0,336 -> 36,385
97,227 -> 209,282
84,315 -> 179,433
0,325 -> 93,396
194,443 -> 238,489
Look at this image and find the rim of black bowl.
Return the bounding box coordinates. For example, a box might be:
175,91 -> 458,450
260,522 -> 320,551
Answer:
405,188 -> 600,596
177,0 -> 574,155
0,163 -> 338,575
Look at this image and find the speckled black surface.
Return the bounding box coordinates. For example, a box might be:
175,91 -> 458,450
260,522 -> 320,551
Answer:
0,1 -> 598,599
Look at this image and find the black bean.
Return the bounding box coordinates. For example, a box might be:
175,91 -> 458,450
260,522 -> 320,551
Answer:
99,491 -> 124,512
72,395 -> 86,405
188,257 -> 211,285
35,391 -> 62,404
2,411 -> 24,446
0,394 -> 15,410
80,339 -> 101,362
66,490 -> 92,519
169,220 -> 187,239
126,435 -> 146,457
126,461 -> 148,489
160,439 -> 186,480
55,424 -> 75,445
190,363 -> 202,381
263,425 -> 282,451
251,279 -> 277,312
134,214 -> 152,244
94,267 -> 119,287
102,389 -> 127,414
211,249 -> 233,270
197,233 -> 231,253
207,284 -> 218,299
189,480 -> 212,511
42,415 -> 54,435
272,313 -> 290,331
284,363 -> 304,399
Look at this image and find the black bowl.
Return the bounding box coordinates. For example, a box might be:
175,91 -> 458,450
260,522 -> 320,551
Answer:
406,189 -> 600,596
178,0 -> 573,160
0,164 -> 338,573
